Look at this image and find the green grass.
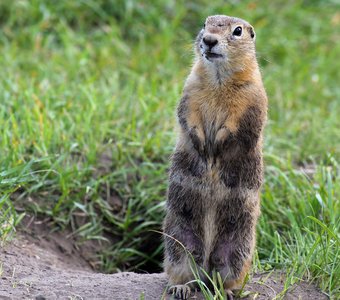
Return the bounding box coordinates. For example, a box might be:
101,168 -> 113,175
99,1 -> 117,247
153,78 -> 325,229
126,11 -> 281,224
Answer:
0,0 -> 339,298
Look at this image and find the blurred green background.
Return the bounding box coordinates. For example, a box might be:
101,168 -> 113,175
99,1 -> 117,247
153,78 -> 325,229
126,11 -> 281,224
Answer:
0,0 -> 339,298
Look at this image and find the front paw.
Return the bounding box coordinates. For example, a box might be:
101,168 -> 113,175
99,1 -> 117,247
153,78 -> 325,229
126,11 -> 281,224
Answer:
213,126 -> 231,155
188,126 -> 205,156
215,126 -> 230,144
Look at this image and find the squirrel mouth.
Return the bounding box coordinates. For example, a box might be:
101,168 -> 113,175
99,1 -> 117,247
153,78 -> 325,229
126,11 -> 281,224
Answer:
204,51 -> 223,60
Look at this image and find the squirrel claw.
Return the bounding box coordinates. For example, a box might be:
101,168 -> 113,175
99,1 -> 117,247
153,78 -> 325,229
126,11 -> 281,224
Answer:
168,284 -> 191,299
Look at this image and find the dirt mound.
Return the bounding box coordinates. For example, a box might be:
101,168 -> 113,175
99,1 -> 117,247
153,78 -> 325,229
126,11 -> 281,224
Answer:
0,235 -> 327,300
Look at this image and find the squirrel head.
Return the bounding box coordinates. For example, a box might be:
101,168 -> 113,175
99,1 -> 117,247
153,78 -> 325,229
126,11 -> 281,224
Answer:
195,15 -> 257,75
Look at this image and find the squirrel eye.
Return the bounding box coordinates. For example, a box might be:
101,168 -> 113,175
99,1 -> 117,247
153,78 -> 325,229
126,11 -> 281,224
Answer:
233,26 -> 242,36
203,23 -> 206,29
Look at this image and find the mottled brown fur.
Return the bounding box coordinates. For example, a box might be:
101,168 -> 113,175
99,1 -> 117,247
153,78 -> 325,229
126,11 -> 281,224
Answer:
164,15 -> 267,299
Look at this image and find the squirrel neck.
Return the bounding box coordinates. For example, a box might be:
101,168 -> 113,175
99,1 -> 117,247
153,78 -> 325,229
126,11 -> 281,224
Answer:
193,55 -> 260,89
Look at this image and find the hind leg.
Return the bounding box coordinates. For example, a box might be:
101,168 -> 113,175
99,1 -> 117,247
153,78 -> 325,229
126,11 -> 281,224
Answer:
223,258 -> 252,299
163,214 -> 204,299
210,235 -> 255,297
164,238 -> 200,299
164,177 -> 206,299
165,257 -> 194,299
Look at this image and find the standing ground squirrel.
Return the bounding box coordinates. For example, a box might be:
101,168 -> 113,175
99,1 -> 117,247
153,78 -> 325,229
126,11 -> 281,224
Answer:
163,15 -> 268,299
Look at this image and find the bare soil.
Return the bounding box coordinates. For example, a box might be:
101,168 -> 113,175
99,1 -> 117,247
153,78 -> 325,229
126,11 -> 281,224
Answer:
0,225 -> 328,300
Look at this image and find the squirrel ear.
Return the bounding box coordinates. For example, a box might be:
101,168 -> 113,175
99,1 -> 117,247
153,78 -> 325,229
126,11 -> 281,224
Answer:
248,26 -> 255,39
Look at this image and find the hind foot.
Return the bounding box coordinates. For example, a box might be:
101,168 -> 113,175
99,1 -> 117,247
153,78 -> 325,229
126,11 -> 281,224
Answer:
168,285 -> 191,299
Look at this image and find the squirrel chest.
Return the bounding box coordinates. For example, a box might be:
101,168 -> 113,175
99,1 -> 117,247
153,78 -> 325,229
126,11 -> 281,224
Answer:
178,84 -> 263,188
187,84 -> 255,148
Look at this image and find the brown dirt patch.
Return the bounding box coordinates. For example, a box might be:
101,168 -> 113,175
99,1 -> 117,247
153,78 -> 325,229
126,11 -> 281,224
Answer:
0,237 -> 167,300
19,215 -> 107,271
0,232 -> 328,300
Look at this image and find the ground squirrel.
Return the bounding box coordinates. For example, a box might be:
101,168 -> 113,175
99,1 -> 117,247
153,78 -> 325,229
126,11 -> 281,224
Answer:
163,15 -> 268,299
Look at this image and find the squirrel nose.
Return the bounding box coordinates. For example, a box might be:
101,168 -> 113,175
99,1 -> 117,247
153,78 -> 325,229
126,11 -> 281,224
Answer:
203,35 -> 218,48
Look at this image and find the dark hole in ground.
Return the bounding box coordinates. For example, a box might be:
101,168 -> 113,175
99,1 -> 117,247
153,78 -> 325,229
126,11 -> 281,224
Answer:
19,213 -> 164,274
136,230 -> 164,273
